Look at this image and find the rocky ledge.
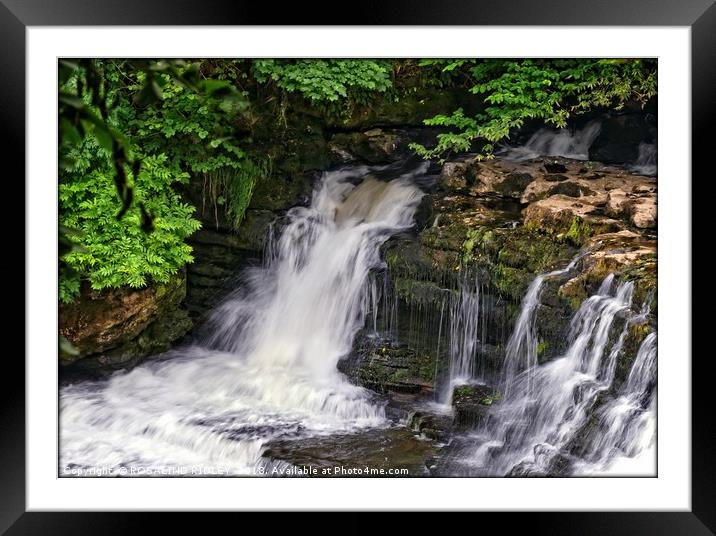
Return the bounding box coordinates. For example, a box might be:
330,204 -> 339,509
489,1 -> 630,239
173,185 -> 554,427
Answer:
349,153 -> 657,395
59,271 -> 192,375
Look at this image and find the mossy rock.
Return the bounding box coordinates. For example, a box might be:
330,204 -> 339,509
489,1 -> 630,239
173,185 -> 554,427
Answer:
452,384 -> 500,428
249,173 -> 313,211
346,340 -> 437,394
613,321 -> 654,391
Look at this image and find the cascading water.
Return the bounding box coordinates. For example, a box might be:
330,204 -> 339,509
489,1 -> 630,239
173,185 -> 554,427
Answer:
575,332 -> 657,475
497,120 -> 602,162
488,275 -> 637,475
433,265 -> 656,477
441,272 -> 483,402
629,142 -> 658,176
60,165 -> 425,476
501,254 -> 583,398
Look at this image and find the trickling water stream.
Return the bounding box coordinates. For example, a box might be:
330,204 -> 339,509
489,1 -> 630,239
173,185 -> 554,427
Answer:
442,272 -> 483,402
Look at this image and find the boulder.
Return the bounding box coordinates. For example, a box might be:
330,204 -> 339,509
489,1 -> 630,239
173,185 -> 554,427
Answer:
605,188 -> 630,217
438,160 -> 476,190
548,181 -> 595,198
452,384 -> 499,428
439,159 -> 534,198
629,196 -> 657,229
59,272 -> 191,370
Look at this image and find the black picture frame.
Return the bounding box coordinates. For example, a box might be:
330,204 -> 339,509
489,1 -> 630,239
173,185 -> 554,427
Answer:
6,0 -> 712,532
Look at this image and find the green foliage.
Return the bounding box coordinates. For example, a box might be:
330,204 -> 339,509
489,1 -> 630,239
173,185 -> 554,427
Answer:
57,58 -> 658,306
60,138 -> 201,301
252,59 -> 392,103
563,216 -> 594,246
411,59 -> 657,160
122,68 -> 249,174
59,60 -> 255,302
202,157 -> 269,230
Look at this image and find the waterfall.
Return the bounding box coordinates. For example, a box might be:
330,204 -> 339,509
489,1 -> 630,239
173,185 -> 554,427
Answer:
629,142 -> 658,176
575,332 -> 657,475
497,120 -> 602,162
60,165 -> 425,476
502,254 -> 584,398
436,271 -> 656,477
491,275 -> 636,475
442,272 -> 482,403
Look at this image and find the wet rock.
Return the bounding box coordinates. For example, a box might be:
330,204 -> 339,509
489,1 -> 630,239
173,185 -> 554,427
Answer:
59,272 -> 191,371
377,153 -> 658,396
340,339 -> 435,395
413,194 -> 434,231
543,161 -> 568,173
249,173 -> 314,211
262,427 -> 439,476
438,159 -> 477,190
452,384 -> 499,428
408,411 -> 453,441
186,215 -> 272,318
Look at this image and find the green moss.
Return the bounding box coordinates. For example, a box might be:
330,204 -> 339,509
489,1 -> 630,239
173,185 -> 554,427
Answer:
480,392 -> 502,405
350,344 -> 436,392
493,265 -> 532,301
558,277 -> 589,311
454,385 -> 473,397
536,340 -> 548,358
563,216 -> 593,246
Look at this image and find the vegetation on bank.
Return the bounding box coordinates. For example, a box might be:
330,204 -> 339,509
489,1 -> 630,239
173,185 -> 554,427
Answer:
58,58 -> 657,303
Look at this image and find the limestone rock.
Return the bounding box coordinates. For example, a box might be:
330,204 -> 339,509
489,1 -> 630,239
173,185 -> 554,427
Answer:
439,159 -> 534,198
605,188 -> 630,217
438,160 -> 475,190
629,197 -> 657,229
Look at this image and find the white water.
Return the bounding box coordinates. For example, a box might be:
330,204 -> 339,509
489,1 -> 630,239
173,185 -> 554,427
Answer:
444,272 -> 656,476
501,254 -> 583,398
442,272 -> 483,402
60,166 -> 424,476
629,142 -> 658,176
439,253 -> 582,406
498,120 -> 602,162
575,332 -> 657,475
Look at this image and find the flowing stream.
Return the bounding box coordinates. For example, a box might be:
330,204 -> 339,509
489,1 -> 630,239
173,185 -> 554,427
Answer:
60,164 -> 425,476
60,160 -> 656,477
